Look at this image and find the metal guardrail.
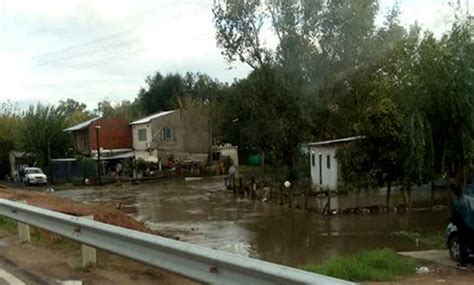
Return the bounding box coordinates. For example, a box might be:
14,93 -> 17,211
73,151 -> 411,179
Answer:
0,199 -> 355,285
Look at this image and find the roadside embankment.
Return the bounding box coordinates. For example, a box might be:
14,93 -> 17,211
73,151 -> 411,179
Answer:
0,187 -> 176,237
0,186 -> 197,284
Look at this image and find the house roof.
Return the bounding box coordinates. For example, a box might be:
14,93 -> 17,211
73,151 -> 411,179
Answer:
130,110 -> 177,125
307,136 -> 364,147
63,117 -> 101,132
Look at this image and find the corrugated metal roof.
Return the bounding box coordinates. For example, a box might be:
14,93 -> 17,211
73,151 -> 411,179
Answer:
63,117 -> 101,132
307,136 -> 364,147
130,110 -> 177,125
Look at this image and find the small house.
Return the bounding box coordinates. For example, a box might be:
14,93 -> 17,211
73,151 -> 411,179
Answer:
308,136 -> 362,191
64,117 -> 132,156
130,107 -> 210,163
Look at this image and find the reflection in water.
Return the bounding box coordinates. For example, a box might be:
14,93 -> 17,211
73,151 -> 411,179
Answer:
57,179 -> 449,267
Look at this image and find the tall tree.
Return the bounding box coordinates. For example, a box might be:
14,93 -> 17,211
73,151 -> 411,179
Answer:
337,97 -> 404,207
417,23 -> 474,184
22,104 -> 71,168
95,100 -> 141,122
137,72 -> 185,115
58,98 -> 87,115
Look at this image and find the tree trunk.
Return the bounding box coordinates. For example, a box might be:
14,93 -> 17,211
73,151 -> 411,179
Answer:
386,182 -> 392,209
287,156 -> 295,182
279,184 -> 283,205
447,182 -> 452,215
405,184 -> 412,211
430,180 -> 435,207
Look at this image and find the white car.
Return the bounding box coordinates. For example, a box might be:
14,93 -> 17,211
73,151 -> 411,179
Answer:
23,167 -> 48,186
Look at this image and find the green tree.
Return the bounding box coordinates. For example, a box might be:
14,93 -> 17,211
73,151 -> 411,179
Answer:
220,66 -> 306,179
95,100 -> 141,122
58,98 -> 94,125
58,98 -> 87,115
22,104 -> 72,168
137,72 -> 185,115
338,98 -> 404,207
416,23 -> 474,185
0,103 -> 24,178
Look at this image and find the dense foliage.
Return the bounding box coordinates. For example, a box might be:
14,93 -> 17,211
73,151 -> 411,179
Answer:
0,0 -> 473,200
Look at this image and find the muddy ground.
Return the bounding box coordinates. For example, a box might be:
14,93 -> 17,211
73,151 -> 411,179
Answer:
367,264 -> 474,284
0,186 -> 196,284
0,227 -> 197,285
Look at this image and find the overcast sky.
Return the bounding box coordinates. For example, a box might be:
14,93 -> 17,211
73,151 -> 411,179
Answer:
0,0 -> 464,110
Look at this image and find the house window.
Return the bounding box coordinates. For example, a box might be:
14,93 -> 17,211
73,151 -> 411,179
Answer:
327,155 -> 331,169
138,129 -> 147,141
161,127 -> 175,141
311,153 -> 315,166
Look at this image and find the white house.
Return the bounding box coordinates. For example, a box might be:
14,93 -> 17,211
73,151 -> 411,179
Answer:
130,110 -> 176,162
130,107 -> 210,163
308,136 -> 362,191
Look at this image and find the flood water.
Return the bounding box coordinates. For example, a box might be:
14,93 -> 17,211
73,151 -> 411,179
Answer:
57,179 -> 449,267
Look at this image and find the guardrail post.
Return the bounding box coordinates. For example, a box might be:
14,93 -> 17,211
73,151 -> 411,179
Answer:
17,201 -> 31,243
81,215 -> 97,268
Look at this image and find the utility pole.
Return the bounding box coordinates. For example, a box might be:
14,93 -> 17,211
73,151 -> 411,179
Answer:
47,138 -> 51,184
95,126 -> 102,185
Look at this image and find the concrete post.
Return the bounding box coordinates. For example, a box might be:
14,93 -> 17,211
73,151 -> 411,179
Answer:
81,215 -> 97,268
17,201 -> 31,243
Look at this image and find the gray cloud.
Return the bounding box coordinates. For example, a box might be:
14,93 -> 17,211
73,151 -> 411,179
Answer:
0,0 -> 458,109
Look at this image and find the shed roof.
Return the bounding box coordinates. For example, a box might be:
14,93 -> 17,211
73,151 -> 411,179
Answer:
307,136 -> 364,147
63,117 -> 101,132
130,110 -> 177,125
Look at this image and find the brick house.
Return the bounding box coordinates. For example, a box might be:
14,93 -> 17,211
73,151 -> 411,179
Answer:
64,117 -> 132,155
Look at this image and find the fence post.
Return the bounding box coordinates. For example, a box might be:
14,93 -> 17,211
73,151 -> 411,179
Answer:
81,215 -> 97,268
18,201 -> 31,243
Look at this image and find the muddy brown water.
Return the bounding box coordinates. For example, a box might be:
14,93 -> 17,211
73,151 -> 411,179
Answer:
57,179 -> 449,267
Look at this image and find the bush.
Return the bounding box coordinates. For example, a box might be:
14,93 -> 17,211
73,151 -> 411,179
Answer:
0,217 -> 17,232
302,249 -> 416,282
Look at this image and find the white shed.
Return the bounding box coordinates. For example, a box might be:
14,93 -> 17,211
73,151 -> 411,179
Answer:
308,136 -> 362,191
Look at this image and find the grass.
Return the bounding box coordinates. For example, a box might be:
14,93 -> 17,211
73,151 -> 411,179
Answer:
391,231 -> 446,249
0,217 -> 17,232
302,249 -> 417,282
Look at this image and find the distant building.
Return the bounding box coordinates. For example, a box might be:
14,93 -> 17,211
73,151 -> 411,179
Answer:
212,144 -> 239,166
64,117 -> 132,156
9,151 -> 32,181
130,107 -> 210,162
308,136 -> 362,191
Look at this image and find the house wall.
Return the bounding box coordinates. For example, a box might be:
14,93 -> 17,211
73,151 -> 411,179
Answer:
309,145 -> 339,191
220,148 -> 239,167
149,108 -> 210,161
72,129 -> 89,154
132,123 -> 153,151
88,118 -> 132,152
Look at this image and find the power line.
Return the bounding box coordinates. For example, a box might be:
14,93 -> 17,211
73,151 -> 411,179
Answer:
32,1 -> 215,69
37,38 -> 141,66
63,48 -> 147,69
32,30 -> 135,60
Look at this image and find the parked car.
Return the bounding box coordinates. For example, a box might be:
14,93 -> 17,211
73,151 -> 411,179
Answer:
446,223 -> 473,262
23,167 -> 48,186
